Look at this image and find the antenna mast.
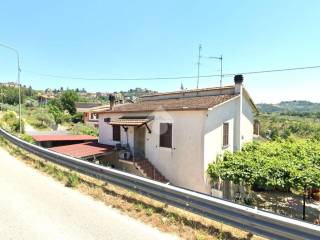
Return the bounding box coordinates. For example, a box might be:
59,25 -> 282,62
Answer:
196,44 -> 202,89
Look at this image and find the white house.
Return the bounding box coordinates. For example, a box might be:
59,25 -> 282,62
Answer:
95,75 -> 257,195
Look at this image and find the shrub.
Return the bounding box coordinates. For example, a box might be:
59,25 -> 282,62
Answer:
1,111 -> 24,133
30,108 -> 55,129
18,134 -> 35,143
66,172 -> 79,188
71,112 -> 84,123
69,123 -> 98,136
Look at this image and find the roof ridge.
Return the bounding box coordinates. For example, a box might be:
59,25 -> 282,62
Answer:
140,85 -> 235,98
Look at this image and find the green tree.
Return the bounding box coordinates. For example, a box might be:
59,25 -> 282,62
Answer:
48,105 -> 64,124
60,90 -> 79,115
207,138 -> 320,220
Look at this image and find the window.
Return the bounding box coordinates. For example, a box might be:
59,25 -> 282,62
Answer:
159,123 -> 172,148
223,123 -> 229,147
113,125 -> 121,141
90,113 -> 98,120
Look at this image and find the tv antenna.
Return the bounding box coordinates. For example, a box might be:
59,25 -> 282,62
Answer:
196,44 -> 202,89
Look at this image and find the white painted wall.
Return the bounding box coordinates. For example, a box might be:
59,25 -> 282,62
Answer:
98,113 -> 135,150
241,95 -> 255,144
98,94 -> 255,195
144,110 -> 206,193
98,110 -> 207,193
203,97 -> 239,193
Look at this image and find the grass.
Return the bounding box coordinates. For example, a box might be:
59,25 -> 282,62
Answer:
0,137 -> 264,240
66,172 -> 80,188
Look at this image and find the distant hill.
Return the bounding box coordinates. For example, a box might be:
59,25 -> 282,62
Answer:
120,88 -> 157,101
257,100 -> 320,113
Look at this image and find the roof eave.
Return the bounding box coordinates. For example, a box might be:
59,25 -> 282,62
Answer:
99,107 -> 209,114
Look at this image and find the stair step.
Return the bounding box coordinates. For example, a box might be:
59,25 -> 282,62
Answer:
136,159 -> 167,183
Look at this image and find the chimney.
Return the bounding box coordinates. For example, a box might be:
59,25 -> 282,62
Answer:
109,94 -> 115,110
234,74 -> 243,94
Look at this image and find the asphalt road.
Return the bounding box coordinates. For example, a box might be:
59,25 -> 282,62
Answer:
0,147 -> 178,240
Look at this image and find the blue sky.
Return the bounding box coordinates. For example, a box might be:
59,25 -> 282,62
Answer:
0,0 -> 320,103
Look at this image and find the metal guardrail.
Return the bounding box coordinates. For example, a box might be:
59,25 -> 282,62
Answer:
0,128 -> 319,240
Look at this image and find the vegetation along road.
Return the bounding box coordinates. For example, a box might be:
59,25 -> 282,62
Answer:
0,147 -> 178,240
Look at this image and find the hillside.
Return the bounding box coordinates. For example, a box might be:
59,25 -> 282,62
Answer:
257,100 -> 320,113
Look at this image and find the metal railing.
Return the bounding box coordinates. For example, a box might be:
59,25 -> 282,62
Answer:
0,128 -> 319,240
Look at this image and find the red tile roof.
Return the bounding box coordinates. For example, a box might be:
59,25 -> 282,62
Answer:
49,142 -> 113,158
104,94 -> 238,113
32,135 -> 97,142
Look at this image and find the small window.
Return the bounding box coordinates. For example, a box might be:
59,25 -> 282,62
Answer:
223,123 -> 229,147
160,123 -> 172,148
90,113 -> 98,120
113,125 -> 121,141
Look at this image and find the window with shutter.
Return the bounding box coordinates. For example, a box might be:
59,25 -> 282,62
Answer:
223,122 -> 229,147
113,125 -> 121,141
159,123 -> 172,148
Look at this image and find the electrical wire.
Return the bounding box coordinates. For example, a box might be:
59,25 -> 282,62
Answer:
23,65 -> 320,81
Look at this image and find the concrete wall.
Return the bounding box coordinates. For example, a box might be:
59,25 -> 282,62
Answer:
99,153 -> 144,177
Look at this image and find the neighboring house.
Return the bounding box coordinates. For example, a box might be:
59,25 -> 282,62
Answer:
95,75 -> 257,195
38,94 -> 55,106
83,105 -> 110,128
1,82 -> 20,88
75,102 -> 104,127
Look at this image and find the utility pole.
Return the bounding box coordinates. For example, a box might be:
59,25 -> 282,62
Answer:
0,43 -> 22,133
196,44 -> 202,89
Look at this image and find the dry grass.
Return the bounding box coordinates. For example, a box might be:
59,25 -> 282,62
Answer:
0,137 -> 266,240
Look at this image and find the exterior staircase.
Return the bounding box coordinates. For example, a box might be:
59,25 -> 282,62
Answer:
135,159 -> 168,183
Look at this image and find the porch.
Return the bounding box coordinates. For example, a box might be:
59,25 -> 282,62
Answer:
105,115 -> 168,183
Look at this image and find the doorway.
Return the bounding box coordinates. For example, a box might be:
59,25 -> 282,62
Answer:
134,126 -> 145,159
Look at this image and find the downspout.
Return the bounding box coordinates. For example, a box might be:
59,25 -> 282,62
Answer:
234,75 -> 244,151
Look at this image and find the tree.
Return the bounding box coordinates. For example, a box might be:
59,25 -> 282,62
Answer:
207,138 -> 320,220
60,90 -> 79,115
48,104 -> 64,125
3,87 -> 23,105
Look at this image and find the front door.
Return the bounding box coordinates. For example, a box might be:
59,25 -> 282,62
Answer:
134,126 -> 145,159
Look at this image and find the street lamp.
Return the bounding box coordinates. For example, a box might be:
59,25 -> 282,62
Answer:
0,43 -> 22,133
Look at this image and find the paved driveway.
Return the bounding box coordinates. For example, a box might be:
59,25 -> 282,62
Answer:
0,147 -> 178,240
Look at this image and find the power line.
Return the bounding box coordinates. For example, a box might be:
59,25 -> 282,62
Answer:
23,65 -> 320,81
